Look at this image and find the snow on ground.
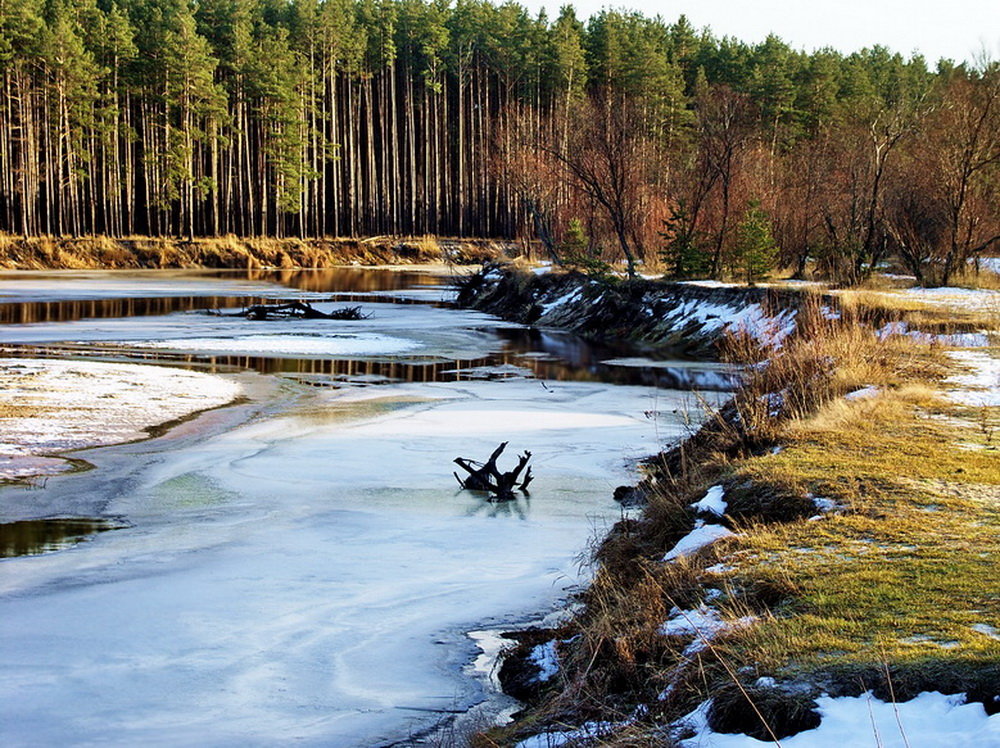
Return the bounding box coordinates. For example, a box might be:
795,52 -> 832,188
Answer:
0,375 -> 700,747
873,286 -> 1000,313
661,605 -> 735,637
845,385 -> 880,401
691,485 -> 727,516
660,604 -> 757,656
666,298 -> 798,348
663,521 -> 735,561
679,691 -> 1000,747
0,358 -> 241,480
977,257 -> 1000,274
945,350 -> 1000,407
515,721 -> 619,748
877,320 -> 992,348
529,641 -> 560,682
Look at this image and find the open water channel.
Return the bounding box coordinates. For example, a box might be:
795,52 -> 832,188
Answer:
0,268 -> 723,746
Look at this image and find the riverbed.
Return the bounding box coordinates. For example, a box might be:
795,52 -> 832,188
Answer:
0,269 -> 716,746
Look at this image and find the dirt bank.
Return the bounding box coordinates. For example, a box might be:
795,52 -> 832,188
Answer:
457,265 -> 821,355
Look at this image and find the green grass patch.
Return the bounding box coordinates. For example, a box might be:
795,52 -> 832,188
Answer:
716,387 -> 1000,682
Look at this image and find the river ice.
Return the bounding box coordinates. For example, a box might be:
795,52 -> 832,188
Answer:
0,271 -> 705,746
0,298 -> 519,364
0,269 -> 292,302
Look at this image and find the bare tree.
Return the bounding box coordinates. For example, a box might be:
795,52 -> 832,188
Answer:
546,90 -> 656,278
695,85 -> 757,277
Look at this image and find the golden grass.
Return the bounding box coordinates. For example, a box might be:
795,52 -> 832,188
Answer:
720,392 -> 1000,675
0,404 -> 52,418
951,265 -> 1000,291
0,233 -> 508,270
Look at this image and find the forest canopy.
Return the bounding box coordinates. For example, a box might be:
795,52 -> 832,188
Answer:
0,0 -> 997,283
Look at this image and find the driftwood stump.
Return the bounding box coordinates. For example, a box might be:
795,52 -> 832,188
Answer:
454,442 -> 533,501
216,301 -> 369,321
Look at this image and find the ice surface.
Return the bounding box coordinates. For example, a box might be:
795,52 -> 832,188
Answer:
136,332 -> 422,356
0,299 -> 520,363
0,374 -> 698,746
679,691 -> 1000,747
0,268 -> 716,746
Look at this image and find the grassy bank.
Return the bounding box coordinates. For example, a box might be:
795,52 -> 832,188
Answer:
475,296 -> 1000,746
0,234 -> 506,270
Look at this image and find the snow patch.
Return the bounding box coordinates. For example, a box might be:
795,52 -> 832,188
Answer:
971,623 -> 1000,641
877,321 -> 992,348
0,358 -> 241,479
515,722 -> 618,748
529,641 -> 560,683
974,257 -> 1000,274
678,691 -> 1000,747
663,521 -> 735,561
538,287 -> 583,316
845,386 -> 879,401
660,605 -> 757,655
945,351 -> 1000,407
691,485 -> 727,516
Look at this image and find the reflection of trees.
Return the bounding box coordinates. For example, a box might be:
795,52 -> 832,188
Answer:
245,268 -> 441,293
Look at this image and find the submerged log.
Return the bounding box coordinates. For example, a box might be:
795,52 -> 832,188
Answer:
215,301 -> 370,321
454,442 -> 533,501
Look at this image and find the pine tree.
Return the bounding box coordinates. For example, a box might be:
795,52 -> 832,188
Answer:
733,200 -> 778,285
659,200 -> 709,278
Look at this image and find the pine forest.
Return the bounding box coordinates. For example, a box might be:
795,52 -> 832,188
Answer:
0,0 -> 997,284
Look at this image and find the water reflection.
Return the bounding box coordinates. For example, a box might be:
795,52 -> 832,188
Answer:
4,326 -> 736,391
0,268 -> 449,324
463,494 -> 531,520
242,268 -> 444,293
0,268 -> 735,392
0,518 -> 125,558
0,295 -> 263,325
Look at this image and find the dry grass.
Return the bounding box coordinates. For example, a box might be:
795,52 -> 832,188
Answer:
484,297 -> 1000,746
837,288 -> 933,315
951,265 -> 1000,291
720,387 -> 1000,677
0,233 -> 507,270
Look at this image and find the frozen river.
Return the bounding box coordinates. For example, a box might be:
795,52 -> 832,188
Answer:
0,269 -> 714,746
